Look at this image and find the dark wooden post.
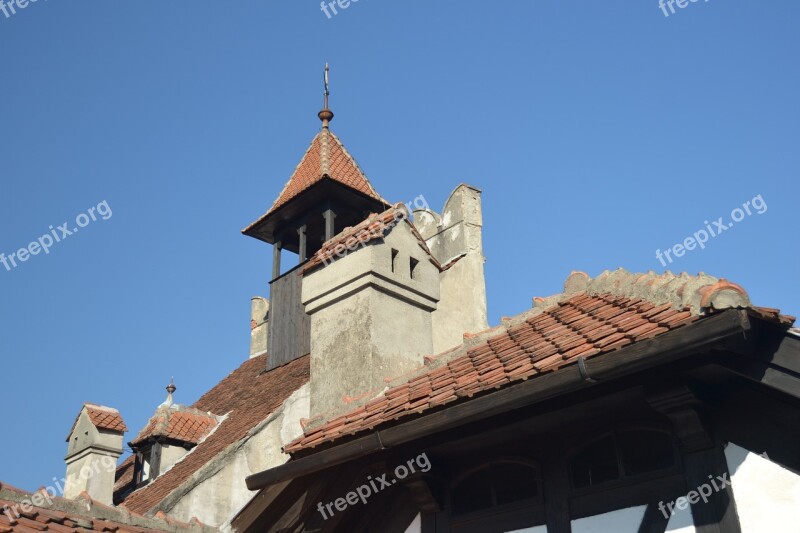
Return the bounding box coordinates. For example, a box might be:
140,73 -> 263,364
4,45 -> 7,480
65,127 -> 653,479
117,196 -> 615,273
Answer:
323,208 -> 336,242
150,441 -> 163,479
298,225 -> 307,262
543,436 -> 572,533
648,385 -> 742,533
272,241 -> 282,280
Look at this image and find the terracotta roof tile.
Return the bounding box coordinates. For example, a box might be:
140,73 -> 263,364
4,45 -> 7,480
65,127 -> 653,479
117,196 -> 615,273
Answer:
130,409 -> 218,448
301,204 -> 450,275
66,405 -> 127,442
0,484 -> 208,532
243,128 -> 388,234
115,355 -> 310,515
286,269 -> 795,453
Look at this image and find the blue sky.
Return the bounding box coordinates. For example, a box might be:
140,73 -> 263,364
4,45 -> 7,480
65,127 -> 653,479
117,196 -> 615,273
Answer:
0,1 -> 797,491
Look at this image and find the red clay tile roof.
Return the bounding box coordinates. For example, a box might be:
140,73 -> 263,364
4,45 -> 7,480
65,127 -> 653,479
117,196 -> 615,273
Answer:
303,204 -> 460,274
66,404 -> 127,442
285,269 -> 795,453
0,483 -> 210,532
116,355 -> 310,515
113,456 -> 136,501
243,128 -> 388,234
131,408 -> 218,447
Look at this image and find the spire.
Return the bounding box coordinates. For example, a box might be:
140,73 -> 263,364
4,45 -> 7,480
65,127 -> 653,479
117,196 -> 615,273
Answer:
160,378 -> 176,408
318,63 -> 334,128
241,65 -> 391,246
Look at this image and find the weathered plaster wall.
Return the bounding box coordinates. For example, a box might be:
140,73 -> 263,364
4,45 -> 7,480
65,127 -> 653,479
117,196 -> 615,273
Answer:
250,297 -> 269,358
303,222 -> 439,417
64,411 -> 123,504
414,184 -> 488,354
159,444 -> 189,474
161,385 -> 310,529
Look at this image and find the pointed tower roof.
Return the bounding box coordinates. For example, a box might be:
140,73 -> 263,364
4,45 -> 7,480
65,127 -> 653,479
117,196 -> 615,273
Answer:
243,101 -> 390,246
264,126 -> 387,217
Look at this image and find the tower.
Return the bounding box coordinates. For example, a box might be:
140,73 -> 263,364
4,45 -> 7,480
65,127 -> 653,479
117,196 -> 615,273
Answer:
243,65 -> 390,370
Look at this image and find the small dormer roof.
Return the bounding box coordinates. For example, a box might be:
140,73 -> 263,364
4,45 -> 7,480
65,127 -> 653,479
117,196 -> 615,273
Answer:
65,404 -> 127,442
130,406 -> 219,447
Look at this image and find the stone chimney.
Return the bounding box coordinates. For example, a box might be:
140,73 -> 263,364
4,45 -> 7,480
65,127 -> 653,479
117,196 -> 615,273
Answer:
302,209 -> 440,417
250,297 -> 269,358
64,404 -> 126,505
413,184 -> 488,354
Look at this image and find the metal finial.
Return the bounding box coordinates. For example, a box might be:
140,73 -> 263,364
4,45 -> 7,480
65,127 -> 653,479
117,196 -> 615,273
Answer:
160,378 -> 177,408
324,63 -> 330,109
318,63 -> 334,127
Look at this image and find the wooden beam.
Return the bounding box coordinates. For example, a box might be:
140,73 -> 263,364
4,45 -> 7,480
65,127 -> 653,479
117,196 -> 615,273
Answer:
638,502 -> 670,533
272,240 -> 282,280
720,355 -> 800,399
229,481 -> 290,532
150,442 -> 162,479
298,225 -> 307,262
683,446 -> 742,533
542,439 -> 572,533
323,209 -> 336,242
647,385 -> 714,452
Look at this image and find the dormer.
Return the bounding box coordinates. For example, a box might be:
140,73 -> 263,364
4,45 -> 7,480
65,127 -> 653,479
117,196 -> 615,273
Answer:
128,381 -> 219,487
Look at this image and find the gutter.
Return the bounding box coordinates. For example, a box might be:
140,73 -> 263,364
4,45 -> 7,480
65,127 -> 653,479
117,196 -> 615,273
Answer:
245,308 -> 750,491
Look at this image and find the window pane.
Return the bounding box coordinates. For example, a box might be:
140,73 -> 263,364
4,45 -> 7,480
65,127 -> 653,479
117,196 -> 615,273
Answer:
570,436 -> 619,489
493,462 -> 539,505
452,466 -> 493,515
618,430 -> 674,476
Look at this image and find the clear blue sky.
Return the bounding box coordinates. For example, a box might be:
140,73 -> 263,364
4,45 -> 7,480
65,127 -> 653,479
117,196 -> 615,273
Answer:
1,1 -> 797,491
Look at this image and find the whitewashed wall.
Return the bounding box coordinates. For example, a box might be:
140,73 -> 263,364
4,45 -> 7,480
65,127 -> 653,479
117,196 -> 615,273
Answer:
726,443 -> 800,533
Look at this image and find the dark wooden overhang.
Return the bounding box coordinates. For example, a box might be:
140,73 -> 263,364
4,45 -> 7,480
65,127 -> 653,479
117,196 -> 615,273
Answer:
242,177 -> 390,251
233,310 -> 800,532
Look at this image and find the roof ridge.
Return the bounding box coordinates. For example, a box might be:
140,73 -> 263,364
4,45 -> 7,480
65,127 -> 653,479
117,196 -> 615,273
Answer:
265,131 -> 324,216
116,355 -> 310,514
243,127 -> 389,236
66,404 -> 127,442
130,406 -> 220,447
0,483 -> 213,532
563,268 -> 751,314
83,403 -> 120,413
303,204 -> 453,275
326,130 -> 385,202
286,269 -> 793,452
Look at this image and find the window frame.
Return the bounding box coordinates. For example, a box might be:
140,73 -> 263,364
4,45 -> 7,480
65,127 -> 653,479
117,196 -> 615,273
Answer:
447,457 -> 546,532
565,423 -> 683,497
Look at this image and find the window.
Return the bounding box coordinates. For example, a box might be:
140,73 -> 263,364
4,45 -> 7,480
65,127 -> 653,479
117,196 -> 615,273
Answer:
568,428 -> 677,490
410,257 -> 419,279
135,443 -> 162,485
141,450 -> 152,482
451,460 -> 542,516
570,435 -> 619,488
391,249 -> 399,273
